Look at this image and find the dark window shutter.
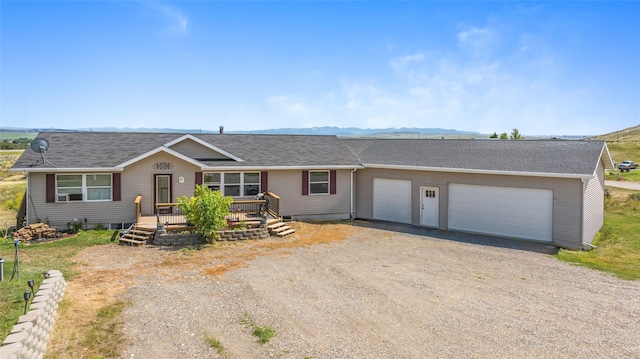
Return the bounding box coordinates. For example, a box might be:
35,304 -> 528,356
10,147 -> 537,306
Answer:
330,170 -> 337,195
113,173 -> 121,201
195,172 -> 203,186
260,172 -> 268,192
46,174 -> 55,203
302,170 -> 309,196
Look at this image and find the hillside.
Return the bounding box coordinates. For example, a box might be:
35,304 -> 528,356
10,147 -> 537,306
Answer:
591,125 -> 640,142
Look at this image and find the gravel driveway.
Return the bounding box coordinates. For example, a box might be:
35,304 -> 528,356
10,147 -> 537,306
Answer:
120,223 -> 640,359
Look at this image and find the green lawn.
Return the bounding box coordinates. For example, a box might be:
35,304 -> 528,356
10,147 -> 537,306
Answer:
606,169 -> 640,183
0,231 -> 114,341
557,187 -> 640,280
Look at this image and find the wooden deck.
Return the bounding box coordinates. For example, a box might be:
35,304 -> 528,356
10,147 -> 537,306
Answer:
138,213 -> 281,232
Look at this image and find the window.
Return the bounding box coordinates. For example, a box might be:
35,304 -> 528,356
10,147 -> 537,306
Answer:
309,171 -> 329,195
204,173 -> 221,191
57,174 -> 112,202
203,172 -> 260,197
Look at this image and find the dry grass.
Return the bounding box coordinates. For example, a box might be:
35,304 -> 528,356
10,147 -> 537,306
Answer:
43,221 -> 355,357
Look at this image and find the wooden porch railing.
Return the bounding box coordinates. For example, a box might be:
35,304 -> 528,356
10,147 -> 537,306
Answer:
134,195 -> 143,224
265,191 -> 280,218
137,192 -> 282,226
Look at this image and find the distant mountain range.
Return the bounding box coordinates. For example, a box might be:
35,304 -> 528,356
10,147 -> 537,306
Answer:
0,126 -> 481,137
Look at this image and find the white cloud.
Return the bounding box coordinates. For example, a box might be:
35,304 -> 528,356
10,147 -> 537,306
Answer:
457,26 -> 496,57
268,95 -> 310,116
146,3 -> 189,36
389,53 -> 424,73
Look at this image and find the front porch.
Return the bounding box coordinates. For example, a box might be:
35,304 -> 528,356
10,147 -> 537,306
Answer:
134,191 -> 284,232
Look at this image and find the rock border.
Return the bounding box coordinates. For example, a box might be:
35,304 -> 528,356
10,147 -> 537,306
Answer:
0,270 -> 67,359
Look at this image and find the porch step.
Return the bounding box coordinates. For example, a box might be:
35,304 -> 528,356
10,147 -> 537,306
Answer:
267,222 -> 296,237
119,225 -> 155,245
277,229 -> 296,237
129,229 -> 154,236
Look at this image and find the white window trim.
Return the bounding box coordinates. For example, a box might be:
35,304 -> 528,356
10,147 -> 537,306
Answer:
203,172 -> 260,197
56,174 -> 112,202
309,170 -> 330,195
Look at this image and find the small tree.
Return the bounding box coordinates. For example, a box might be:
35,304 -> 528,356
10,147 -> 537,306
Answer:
178,185 -> 233,243
510,128 -> 523,140
489,132 -> 498,139
499,132 -> 509,140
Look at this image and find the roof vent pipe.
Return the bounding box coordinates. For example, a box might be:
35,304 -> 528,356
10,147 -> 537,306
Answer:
219,126 -> 224,134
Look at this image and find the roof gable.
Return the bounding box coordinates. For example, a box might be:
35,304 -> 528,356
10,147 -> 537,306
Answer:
164,134 -> 243,162
117,146 -> 205,169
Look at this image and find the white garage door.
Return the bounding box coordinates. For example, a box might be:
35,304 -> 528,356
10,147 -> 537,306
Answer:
373,178 -> 412,224
448,184 -> 553,242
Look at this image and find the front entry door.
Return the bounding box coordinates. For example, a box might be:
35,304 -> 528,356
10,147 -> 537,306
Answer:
155,174 -> 171,213
420,186 -> 439,227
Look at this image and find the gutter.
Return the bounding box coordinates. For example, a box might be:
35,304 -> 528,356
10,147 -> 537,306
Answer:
13,165 -> 365,173
363,164 -> 595,181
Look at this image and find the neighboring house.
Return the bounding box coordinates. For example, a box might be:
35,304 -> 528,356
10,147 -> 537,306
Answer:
11,132 -> 613,250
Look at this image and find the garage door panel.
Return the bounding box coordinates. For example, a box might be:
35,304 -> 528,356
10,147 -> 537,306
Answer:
449,184 -> 552,242
373,179 -> 412,224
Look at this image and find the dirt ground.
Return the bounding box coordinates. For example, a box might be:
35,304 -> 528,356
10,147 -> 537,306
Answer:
46,222 -> 640,358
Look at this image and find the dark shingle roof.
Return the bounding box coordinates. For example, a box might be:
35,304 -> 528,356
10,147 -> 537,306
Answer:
11,132 -> 361,169
11,132 -> 608,176
342,138 -> 607,175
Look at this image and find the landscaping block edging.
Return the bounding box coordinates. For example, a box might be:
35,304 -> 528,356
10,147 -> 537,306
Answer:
153,227 -> 270,246
0,270 -> 67,359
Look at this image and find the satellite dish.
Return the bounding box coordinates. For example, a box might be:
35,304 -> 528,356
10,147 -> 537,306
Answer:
30,138 -> 50,153
28,138 -> 54,167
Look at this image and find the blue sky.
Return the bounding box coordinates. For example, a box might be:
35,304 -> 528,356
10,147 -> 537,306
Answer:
1,1 -> 638,136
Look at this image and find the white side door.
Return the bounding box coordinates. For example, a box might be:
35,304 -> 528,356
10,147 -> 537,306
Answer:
420,186 -> 439,227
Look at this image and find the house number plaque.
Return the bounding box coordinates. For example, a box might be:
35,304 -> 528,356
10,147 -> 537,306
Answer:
152,162 -> 174,170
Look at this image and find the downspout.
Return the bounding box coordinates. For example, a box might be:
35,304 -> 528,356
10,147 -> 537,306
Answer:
350,168 -> 357,220
25,171 -> 29,226
580,176 -> 588,250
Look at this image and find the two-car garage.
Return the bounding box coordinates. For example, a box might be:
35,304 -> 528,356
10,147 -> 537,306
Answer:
448,184 -> 553,242
372,179 -> 553,243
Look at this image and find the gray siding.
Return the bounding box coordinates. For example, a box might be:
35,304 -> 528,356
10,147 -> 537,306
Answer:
26,161 -> 352,227
169,138 -> 230,159
27,173 -> 133,228
354,168 -> 585,249
123,152 -> 201,214
268,169 -> 352,220
582,161 -> 605,245
26,152 -> 202,228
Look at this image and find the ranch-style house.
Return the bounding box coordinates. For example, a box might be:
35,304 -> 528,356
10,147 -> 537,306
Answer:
11,132 -> 614,250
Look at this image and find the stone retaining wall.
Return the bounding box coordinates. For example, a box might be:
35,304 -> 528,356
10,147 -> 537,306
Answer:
217,227 -> 270,241
153,227 -> 270,246
0,270 -> 67,359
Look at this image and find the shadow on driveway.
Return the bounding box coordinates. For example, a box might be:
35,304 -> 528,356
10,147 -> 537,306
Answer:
351,219 -> 559,255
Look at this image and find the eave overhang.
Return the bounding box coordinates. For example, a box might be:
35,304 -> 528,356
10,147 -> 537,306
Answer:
361,164 -> 594,181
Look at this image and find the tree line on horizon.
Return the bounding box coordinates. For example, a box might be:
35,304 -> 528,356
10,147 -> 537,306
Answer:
489,129 -> 523,140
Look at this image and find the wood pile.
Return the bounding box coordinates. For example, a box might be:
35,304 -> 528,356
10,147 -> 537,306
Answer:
13,223 -> 61,242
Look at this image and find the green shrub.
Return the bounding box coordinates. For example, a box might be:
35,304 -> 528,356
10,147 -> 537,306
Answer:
177,185 -> 233,243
